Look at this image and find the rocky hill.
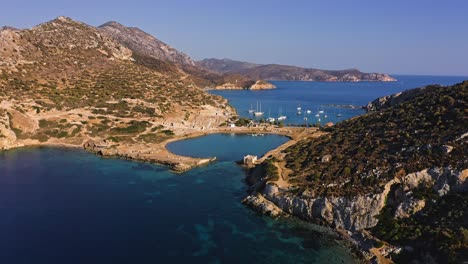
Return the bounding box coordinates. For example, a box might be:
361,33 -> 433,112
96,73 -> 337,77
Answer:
198,58 -> 396,82
98,21 -> 195,67
366,84 -> 442,112
0,16 -> 232,170
244,81 -> 467,263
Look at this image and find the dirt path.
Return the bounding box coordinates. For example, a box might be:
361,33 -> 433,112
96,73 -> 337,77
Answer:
253,128 -> 326,188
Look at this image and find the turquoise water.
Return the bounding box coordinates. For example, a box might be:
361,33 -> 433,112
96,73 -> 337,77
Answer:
211,75 -> 467,125
167,133 -> 289,161
0,134 -> 357,263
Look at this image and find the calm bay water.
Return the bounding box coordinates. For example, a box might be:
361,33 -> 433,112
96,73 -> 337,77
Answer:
0,134 -> 357,264
211,75 -> 467,125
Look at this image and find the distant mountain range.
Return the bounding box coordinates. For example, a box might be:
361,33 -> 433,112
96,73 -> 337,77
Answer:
198,58 -> 396,82
0,16 -> 396,92
95,20 -> 397,84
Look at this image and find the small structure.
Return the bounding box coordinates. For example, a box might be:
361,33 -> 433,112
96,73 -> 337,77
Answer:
230,123 -> 236,128
243,155 -> 258,167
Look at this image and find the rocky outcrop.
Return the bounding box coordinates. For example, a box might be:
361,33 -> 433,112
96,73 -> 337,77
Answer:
365,84 -> 446,112
250,80 -> 276,90
245,167 -> 467,231
0,110 -> 17,149
257,180 -> 396,231
242,193 -> 284,217
99,21 -> 195,67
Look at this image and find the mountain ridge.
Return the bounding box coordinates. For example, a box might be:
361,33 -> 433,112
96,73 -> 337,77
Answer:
98,20 -> 196,67
198,58 -> 396,82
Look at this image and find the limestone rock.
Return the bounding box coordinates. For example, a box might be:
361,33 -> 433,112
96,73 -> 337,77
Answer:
394,193 -> 426,219
242,194 -> 284,217
250,167 -> 467,231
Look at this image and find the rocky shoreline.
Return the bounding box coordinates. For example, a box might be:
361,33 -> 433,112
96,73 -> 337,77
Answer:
242,161 -> 467,262
214,80 -> 276,90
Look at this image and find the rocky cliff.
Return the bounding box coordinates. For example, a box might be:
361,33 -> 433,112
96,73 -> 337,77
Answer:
245,167 -> 467,231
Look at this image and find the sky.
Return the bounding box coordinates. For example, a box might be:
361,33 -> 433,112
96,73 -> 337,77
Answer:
1,0 -> 467,76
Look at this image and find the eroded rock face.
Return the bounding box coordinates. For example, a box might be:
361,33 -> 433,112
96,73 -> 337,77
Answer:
264,179 -> 395,231
394,193 -> 426,219
248,167 -> 466,231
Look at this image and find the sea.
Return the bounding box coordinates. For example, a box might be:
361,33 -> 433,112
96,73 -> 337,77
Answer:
210,75 -> 467,125
0,75 -> 466,263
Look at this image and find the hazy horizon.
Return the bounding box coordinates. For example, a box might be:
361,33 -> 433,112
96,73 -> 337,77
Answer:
2,0 -> 467,76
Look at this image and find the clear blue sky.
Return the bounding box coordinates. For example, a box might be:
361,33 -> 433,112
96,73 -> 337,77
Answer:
2,0 -> 467,76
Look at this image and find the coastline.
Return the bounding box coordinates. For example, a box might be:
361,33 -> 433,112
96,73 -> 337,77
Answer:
1,123 -> 394,262
1,125 -> 316,173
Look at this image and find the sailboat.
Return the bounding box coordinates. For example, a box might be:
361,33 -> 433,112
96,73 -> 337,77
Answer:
337,109 -> 342,117
266,109 -> 275,123
248,103 -> 254,114
253,101 -> 264,116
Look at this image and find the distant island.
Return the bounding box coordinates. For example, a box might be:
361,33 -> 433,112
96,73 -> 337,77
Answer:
198,58 -> 397,82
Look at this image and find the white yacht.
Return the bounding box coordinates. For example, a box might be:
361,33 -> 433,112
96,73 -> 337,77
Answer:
277,108 -> 287,121
253,102 -> 263,116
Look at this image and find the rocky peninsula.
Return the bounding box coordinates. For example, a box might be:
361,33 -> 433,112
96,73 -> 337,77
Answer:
214,80 -> 276,90
242,81 -> 468,263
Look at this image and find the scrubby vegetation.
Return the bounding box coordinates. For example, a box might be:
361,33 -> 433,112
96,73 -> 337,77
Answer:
283,81 -> 467,197
0,17 -> 231,149
373,192 -> 468,263
274,81 -> 467,263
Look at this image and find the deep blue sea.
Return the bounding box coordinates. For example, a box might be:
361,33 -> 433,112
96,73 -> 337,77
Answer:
1,75 -> 466,263
0,135 -> 357,264
211,75 -> 467,125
